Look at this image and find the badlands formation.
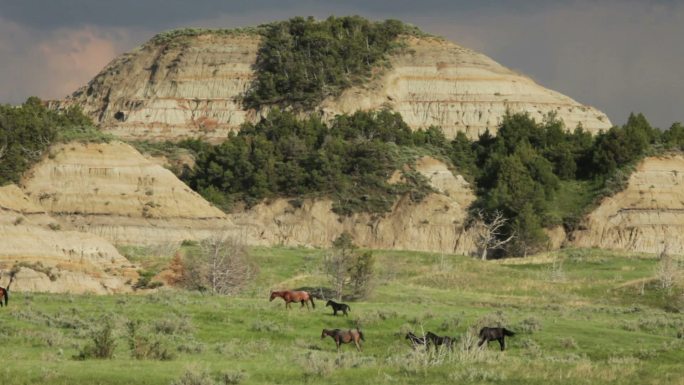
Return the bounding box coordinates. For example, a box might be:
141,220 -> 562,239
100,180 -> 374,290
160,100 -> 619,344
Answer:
21,141 -> 237,246
59,32 -> 610,142
572,154 -> 684,254
231,156 -> 478,254
0,185 -> 134,293
4,26 -> 682,295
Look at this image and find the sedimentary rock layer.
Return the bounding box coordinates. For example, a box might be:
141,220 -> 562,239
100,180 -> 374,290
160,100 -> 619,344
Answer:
21,141 -> 237,245
572,154 -> 684,254
230,156 -> 479,254
58,32 -> 611,142
0,185 -> 134,294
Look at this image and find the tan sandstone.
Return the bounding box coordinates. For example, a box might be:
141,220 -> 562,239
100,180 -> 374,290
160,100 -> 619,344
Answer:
0,184 -> 135,294
57,32 -> 611,142
230,156 -> 478,254
21,141 -> 240,246
572,154 -> 684,254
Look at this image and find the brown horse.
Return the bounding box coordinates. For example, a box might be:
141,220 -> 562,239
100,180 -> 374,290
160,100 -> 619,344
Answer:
269,290 -> 315,309
0,271 -> 15,308
321,328 -> 364,351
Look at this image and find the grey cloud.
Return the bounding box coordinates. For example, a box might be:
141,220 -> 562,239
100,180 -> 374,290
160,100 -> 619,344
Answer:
0,0 -> 681,129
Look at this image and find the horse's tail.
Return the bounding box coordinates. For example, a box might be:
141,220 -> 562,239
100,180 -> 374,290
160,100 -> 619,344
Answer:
309,295 -> 315,309
347,304 -> 351,312
6,273 -> 14,291
503,328 -> 515,337
357,329 -> 365,341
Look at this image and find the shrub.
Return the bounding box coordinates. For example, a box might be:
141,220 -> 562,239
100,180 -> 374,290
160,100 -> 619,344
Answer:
126,320 -> 176,361
133,269 -> 164,290
518,316 -> 543,334
74,321 -> 116,360
170,367 -> 216,385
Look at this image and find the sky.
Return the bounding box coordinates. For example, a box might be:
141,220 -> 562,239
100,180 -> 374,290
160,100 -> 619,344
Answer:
0,0 -> 682,129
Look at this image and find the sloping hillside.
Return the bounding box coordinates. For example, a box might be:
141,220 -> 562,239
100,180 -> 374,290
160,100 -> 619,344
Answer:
56,29 -> 610,142
572,154 -> 684,254
20,141 -> 240,245
0,185 -> 135,293
321,36 -> 610,138
229,156 -> 478,253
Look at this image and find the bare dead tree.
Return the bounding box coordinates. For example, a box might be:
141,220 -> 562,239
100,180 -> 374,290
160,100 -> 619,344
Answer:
472,210 -> 515,260
183,234 -> 255,295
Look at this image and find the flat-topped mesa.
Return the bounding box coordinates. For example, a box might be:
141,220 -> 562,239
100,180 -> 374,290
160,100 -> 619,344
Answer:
57,27 -> 611,142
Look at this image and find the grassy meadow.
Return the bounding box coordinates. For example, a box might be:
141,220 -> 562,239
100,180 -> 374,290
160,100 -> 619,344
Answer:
1,247 -> 684,385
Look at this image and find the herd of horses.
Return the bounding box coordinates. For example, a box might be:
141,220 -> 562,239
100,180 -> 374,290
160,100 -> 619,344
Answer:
1,274 -> 514,352
269,289 -> 516,352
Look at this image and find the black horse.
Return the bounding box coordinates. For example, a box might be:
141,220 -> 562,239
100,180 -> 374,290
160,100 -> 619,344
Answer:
325,300 -> 350,316
426,331 -> 454,350
405,332 -> 428,349
478,327 -> 515,351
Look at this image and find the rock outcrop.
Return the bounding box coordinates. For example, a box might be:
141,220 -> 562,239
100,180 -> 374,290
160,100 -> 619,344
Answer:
572,154 -> 684,254
20,141 -> 240,245
57,31 -> 611,142
230,156 -> 478,253
0,185 -> 135,294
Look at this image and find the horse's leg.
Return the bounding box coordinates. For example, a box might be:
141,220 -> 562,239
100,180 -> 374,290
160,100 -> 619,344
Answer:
498,338 -> 505,351
333,308 -> 337,316
477,338 -> 486,348
355,338 -> 361,352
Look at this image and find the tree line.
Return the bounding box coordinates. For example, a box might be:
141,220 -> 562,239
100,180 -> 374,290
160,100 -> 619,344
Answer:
243,16 -> 421,111
0,97 -> 102,186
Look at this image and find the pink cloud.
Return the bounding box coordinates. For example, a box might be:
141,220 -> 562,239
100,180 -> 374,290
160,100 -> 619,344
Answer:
0,18 -> 142,103
37,27 -> 120,98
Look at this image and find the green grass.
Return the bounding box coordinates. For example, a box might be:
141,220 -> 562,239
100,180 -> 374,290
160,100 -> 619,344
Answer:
1,247 -> 683,384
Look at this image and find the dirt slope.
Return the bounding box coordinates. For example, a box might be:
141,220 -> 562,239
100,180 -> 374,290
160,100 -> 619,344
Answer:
230,156 -> 478,253
0,185 -> 135,293
20,141 -> 239,246
572,154 -> 684,254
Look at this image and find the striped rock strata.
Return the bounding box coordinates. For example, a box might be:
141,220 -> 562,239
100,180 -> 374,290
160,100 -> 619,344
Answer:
58,32 -> 611,142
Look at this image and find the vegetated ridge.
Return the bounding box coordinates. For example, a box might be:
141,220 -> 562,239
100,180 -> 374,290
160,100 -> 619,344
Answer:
53,16 -> 611,142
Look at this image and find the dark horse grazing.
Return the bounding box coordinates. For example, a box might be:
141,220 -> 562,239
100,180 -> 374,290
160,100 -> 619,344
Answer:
426,331 -> 454,350
325,300 -> 350,316
0,271 -> 15,308
269,290 -> 315,309
321,328 -> 364,351
478,327 -> 515,351
405,332 -> 428,349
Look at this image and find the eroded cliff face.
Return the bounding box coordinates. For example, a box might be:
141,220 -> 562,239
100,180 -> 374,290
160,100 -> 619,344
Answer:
59,32 -> 261,142
20,141 -> 241,246
58,32 -> 611,142
322,37 -> 612,138
572,154 -> 684,254
230,156 -> 479,254
0,185 -> 135,294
